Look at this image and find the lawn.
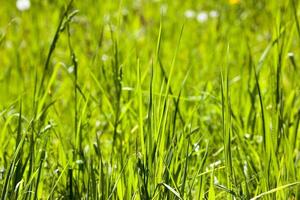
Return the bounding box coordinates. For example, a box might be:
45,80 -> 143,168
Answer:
0,0 -> 300,199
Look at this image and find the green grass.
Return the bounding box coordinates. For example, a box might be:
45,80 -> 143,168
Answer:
1,0 -> 300,199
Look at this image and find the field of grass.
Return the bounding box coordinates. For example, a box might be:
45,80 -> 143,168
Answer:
1,0 -> 300,199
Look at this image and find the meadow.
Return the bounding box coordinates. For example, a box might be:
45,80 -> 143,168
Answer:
0,0 -> 300,199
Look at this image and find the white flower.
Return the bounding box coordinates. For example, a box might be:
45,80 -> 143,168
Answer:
95,120 -> 101,128
197,12 -> 208,23
101,54 -> 109,62
254,135 -> 263,143
288,52 -> 294,57
193,143 -> 200,152
244,133 -> 251,139
68,66 -> 74,74
209,10 -> 219,18
16,0 -> 30,11
184,10 -> 196,19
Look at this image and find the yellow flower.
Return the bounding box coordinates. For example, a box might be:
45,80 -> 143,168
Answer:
229,0 -> 240,4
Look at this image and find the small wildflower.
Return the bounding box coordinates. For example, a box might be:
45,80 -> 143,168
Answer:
101,54 -> 109,62
244,133 -> 251,139
193,143 -> 200,152
184,10 -> 196,19
288,52 -> 294,58
197,12 -> 208,23
16,0 -> 30,11
254,135 -> 263,143
209,10 -> 219,18
68,66 -> 74,74
76,160 -> 84,165
229,0 -> 240,4
95,120 -> 101,128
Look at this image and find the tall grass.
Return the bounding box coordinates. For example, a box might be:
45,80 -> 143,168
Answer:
0,0 -> 300,199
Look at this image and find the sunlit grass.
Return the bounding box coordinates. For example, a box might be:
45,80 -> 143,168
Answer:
0,0 -> 300,199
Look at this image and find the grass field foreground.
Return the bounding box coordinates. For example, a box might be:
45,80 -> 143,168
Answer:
1,0 -> 300,199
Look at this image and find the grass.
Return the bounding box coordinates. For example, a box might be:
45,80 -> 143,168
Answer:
0,0 -> 300,199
